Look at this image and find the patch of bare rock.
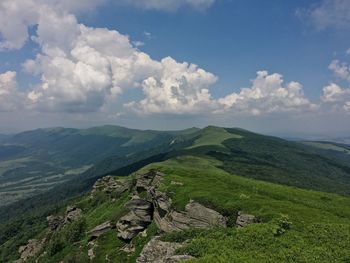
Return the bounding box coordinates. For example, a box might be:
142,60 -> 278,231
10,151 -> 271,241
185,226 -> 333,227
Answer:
137,236 -> 194,263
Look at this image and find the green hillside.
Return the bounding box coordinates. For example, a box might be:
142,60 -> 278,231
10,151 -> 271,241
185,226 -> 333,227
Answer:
0,126 -> 198,206
3,154 -> 350,262
1,126 -> 350,262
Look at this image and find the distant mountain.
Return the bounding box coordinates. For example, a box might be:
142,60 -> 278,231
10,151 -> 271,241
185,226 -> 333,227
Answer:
0,125 -> 199,206
0,134 -> 11,142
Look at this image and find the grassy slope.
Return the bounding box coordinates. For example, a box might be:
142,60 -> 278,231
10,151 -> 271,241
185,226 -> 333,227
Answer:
205,128 -> 350,195
187,126 -> 241,149
3,126 -> 350,262
22,155 -> 350,263
140,155 -> 350,262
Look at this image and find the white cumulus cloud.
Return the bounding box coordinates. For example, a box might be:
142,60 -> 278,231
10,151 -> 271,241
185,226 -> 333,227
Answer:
329,60 -> 350,82
217,71 -> 317,116
125,57 -> 217,114
0,71 -> 22,111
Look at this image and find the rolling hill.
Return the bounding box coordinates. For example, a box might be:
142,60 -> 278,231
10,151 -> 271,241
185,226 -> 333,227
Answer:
1,126 -> 350,262
0,125 -> 199,206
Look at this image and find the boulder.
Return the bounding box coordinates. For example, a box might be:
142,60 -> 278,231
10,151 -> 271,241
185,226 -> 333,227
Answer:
91,176 -> 131,197
65,206 -> 82,223
116,198 -> 153,240
46,215 -> 64,231
154,199 -> 227,233
137,236 -> 193,263
17,239 -> 44,262
185,201 -> 227,228
134,170 -> 165,194
120,243 -> 135,254
236,212 -> 257,227
88,221 -> 113,240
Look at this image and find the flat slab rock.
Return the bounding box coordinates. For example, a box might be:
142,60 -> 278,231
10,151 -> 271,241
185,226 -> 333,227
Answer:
116,198 -> 153,240
137,236 -> 194,263
88,221 -> 114,240
154,200 -> 227,233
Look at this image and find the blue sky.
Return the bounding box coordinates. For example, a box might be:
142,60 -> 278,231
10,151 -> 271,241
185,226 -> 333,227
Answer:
1,0 -> 350,135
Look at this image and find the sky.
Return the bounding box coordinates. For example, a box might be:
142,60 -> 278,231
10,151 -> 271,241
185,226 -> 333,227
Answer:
1,0 -> 350,136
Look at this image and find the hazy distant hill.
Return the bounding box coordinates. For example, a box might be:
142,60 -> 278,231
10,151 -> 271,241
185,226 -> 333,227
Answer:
0,125 -> 199,206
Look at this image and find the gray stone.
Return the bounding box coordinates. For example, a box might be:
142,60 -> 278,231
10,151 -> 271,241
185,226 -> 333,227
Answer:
236,212 -> 257,227
120,243 -> 135,254
65,206 -> 82,223
185,201 -> 227,228
116,198 -> 153,240
46,215 -> 64,231
88,221 -> 113,239
137,236 -> 193,263
91,176 -> 131,198
17,239 -> 44,262
154,199 -> 227,233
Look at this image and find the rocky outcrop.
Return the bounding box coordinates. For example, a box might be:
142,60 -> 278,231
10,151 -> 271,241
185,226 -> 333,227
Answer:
120,243 -> 135,254
116,198 -> 153,240
135,170 -> 164,193
154,200 -> 227,233
16,239 -> 45,262
46,215 -> 64,231
236,212 -> 257,227
115,170 -> 228,238
88,221 -> 114,240
91,176 -> 131,198
136,236 -> 193,263
65,206 -> 82,223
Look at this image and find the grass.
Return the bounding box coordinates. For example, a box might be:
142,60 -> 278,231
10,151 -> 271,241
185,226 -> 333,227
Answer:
137,155 -> 350,262
187,126 -> 242,149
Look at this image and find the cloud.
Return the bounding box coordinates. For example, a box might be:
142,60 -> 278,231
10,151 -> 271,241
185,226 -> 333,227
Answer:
0,71 -> 22,111
120,0 -> 215,11
217,71 -> 317,116
322,56 -> 350,114
2,0 -> 211,113
329,60 -> 350,82
301,0 -> 350,30
0,0 -> 326,119
322,83 -> 350,113
125,57 -> 217,114
0,0 -> 107,51
322,83 -> 350,102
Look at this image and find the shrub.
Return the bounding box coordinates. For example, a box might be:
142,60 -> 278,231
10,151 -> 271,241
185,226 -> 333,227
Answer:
64,218 -> 87,243
272,215 -> 292,236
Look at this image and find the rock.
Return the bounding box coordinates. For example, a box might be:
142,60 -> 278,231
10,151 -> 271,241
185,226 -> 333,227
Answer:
120,243 -> 135,254
116,198 -> 153,240
88,248 -> 95,260
137,236 -> 193,263
17,239 -> 44,262
236,212 -> 257,227
65,206 -> 82,223
87,241 -> 96,260
185,201 -> 227,228
134,170 -> 165,194
88,221 -> 113,240
91,176 -> 131,198
154,199 -> 227,233
46,215 -> 64,231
